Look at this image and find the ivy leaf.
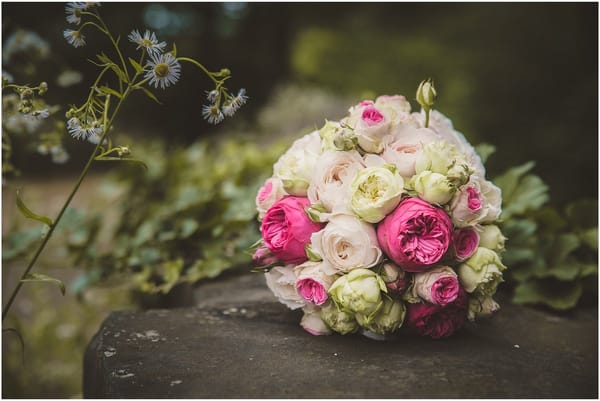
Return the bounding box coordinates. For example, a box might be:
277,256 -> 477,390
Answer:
21,273 -> 66,296
494,161 -> 536,201
502,174 -> 549,219
16,190 -> 53,227
513,280 -> 583,310
128,57 -> 144,74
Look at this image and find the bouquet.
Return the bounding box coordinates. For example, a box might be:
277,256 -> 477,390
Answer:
253,80 -> 507,339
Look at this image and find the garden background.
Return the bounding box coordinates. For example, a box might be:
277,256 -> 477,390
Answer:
2,2 -> 597,397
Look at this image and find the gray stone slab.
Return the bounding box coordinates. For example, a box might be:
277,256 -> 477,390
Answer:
84,273 -> 598,398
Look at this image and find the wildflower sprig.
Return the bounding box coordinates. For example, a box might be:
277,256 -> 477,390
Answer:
2,2 -> 247,321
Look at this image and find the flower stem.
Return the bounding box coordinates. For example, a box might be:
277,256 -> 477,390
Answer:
2,86 -> 133,321
177,57 -> 219,85
424,108 -> 430,128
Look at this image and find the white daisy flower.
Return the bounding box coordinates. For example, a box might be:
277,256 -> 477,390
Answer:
145,53 -> 181,89
63,29 -> 86,48
30,109 -> 50,120
231,88 -> 248,109
206,89 -> 219,103
222,104 -> 236,117
67,117 -> 88,140
128,29 -> 167,57
87,127 -> 106,144
202,104 -> 224,125
65,2 -> 86,24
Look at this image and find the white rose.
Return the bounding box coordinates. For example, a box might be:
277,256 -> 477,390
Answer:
273,130 -> 322,196
307,150 -> 364,213
381,127 -> 439,178
415,140 -> 472,186
348,157 -> 404,223
255,177 -> 288,220
264,265 -> 305,310
373,95 -> 412,126
311,213 -> 382,275
300,305 -> 332,335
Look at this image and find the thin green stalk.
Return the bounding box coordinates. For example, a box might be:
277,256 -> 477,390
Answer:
177,57 -> 219,85
2,86 -> 133,321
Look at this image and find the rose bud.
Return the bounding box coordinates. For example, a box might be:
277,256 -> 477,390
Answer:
328,268 -> 387,319
356,297 -> 406,335
320,300 -> 359,335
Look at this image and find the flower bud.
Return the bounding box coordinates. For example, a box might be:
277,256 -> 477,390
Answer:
328,268 -> 387,318
38,82 -> 48,95
467,294 -> 500,321
356,297 -> 406,334
478,225 -> 506,253
117,146 -> 130,157
411,170 -> 455,205
457,247 -> 506,296
19,88 -> 34,101
380,262 -> 410,294
320,301 -> 359,335
416,78 -> 436,110
300,306 -> 332,336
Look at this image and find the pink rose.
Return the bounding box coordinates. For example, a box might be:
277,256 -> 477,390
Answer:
452,227 -> 480,261
412,266 -> 459,306
294,261 -> 335,306
261,196 -> 324,265
256,177 -> 287,220
361,106 -> 385,126
376,197 -> 453,272
406,287 -> 468,339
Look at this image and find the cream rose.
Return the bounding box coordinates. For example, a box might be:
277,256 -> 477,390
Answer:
307,150 -> 364,213
273,130 -> 322,196
381,127 -> 439,178
264,265 -> 305,310
348,156 -> 404,223
311,213 -> 382,275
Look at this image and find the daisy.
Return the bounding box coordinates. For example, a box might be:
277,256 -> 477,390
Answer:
65,2 -> 86,25
63,29 -> 86,48
128,29 -> 166,57
230,88 -> 248,109
67,117 -> 88,140
206,89 -> 219,103
145,53 -> 181,89
202,104 -> 224,125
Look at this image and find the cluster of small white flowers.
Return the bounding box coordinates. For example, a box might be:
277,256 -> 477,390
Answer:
202,88 -> 248,125
67,117 -> 103,143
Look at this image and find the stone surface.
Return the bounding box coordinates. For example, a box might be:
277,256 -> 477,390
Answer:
84,272 -> 598,398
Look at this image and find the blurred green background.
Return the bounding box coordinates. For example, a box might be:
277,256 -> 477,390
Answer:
2,2 -> 597,398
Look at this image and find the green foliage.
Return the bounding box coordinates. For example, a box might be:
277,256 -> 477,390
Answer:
495,163 -> 597,310
77,137 -> 286,294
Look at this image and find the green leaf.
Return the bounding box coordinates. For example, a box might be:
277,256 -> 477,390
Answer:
474,143 -> 496,164
16,190 -> 53,227
565,198 -> 598,230
98,85 -> 122,99
501,174 -> 549,218
21,273 -> 66,296
128,57 -> 144,74
579,228 -> 598,251
494,161 -> 536,200
3,328 -> 25,364
513,280 -> 583,310
545,233 -> 580,264
139,87 -> 162,104
109,65 -> 128,83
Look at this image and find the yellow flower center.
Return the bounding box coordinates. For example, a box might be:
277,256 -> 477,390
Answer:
141,38 -> 153,47
154,63 -> 169,78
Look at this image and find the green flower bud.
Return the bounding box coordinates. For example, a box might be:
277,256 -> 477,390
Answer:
320,301 -> 359,335
478,225 -> 506,253
457,247 -> 506,296
38,82 -> 48,95
411,170 -> 455,205
328,268 -> 387,318
416,78 -> 437,110
356,297 -> 406,334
